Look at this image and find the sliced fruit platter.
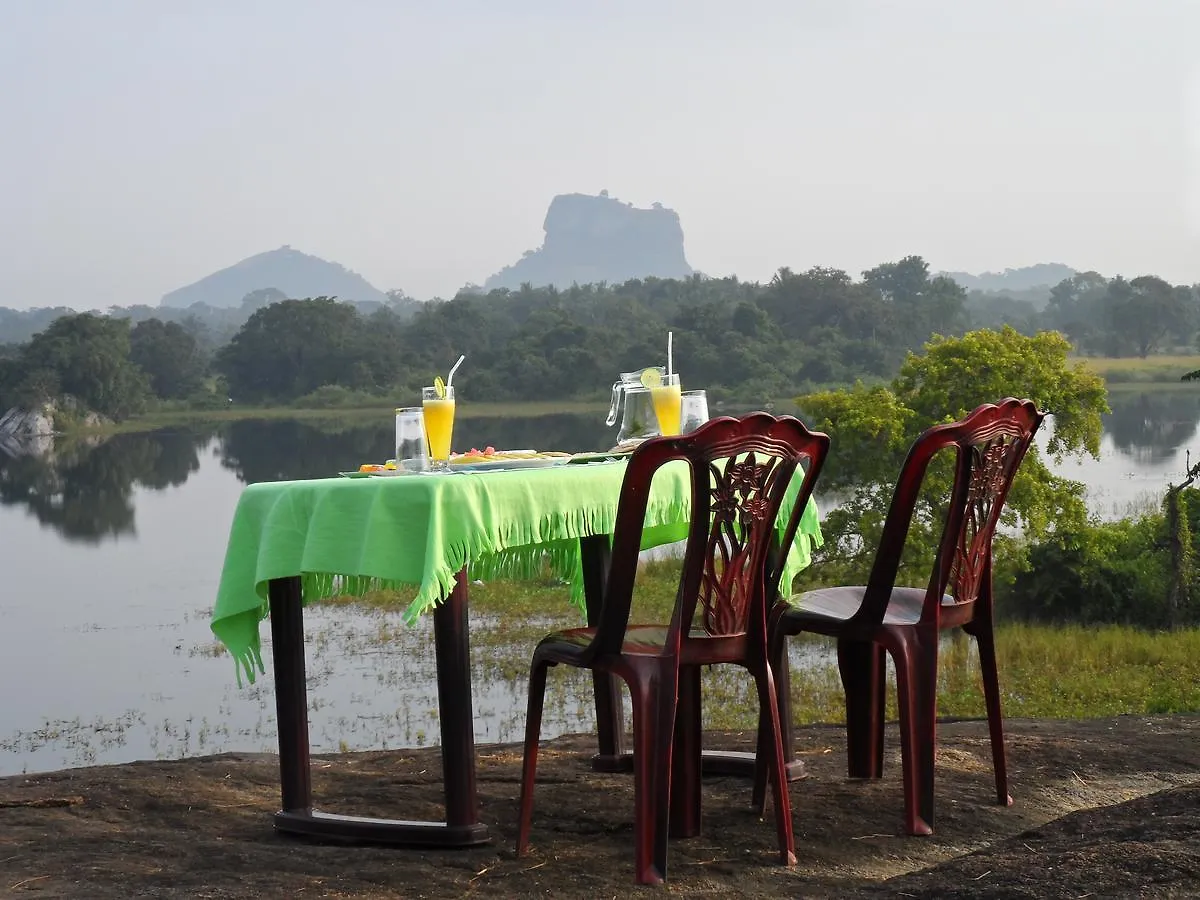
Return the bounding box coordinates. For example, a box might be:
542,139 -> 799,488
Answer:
448,447 -> 572,471
341,448 -> 575,477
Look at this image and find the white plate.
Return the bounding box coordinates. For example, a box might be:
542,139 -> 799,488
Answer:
451,457 -> 570,472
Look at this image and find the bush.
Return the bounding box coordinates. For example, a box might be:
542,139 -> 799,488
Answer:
292,385 -> 386,409
1004,515 -> 1176,628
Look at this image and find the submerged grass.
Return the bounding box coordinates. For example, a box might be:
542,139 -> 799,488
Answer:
1071,354 -> 1200,385
316,562 -> 1200,735
92,399 -> 610,435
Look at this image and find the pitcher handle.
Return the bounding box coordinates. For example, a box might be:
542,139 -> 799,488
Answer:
605,381 -> 622,427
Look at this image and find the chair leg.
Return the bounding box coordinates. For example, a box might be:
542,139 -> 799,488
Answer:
974,622 -> 1012,806
516,659 -> 551,856
753,625 -> 790,810
669,666 -> 702,839
891,634 -> 938,836
753,658 -> 797,866
838,638 -> 885,778
627,666 -> 677,886
751,694 -> 770,816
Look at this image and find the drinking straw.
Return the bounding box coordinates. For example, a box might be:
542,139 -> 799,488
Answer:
447,354 -> 466,388
667,332 -> 673,377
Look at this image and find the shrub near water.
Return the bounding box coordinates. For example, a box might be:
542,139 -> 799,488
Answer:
1005,487 -> 1200,629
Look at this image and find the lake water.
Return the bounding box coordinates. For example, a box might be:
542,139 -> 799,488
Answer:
1,391 -> 1198,776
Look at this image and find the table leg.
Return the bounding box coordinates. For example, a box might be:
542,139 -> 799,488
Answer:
269,573 -> 490,846
700,647 -> 806,783
433,570 -> 479,828
581,534 -> 628,771
268,575 -> 311,813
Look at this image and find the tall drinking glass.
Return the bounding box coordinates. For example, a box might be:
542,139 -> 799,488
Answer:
680,390 -> 710,433
395,407 -> 429,473
649,373 -> 682,436
421,385 -> 456,471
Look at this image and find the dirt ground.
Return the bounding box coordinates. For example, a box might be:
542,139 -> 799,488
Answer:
1,715 -> 1198,898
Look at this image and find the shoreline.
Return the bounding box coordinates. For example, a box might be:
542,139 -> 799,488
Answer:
72,378 -> 1200,437
73,398 -> 614,436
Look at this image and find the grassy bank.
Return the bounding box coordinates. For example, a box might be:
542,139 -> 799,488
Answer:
316,562 -> 1200,730
79,354 -> 1200,436
91,398 -> 611,435
1072,354 -> 1200,385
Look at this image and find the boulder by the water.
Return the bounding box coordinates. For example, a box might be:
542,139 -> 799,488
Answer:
0,400 -> 108,459
0,407 -> 54,458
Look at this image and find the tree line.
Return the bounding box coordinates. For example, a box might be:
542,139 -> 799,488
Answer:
1,256 -> 1197,419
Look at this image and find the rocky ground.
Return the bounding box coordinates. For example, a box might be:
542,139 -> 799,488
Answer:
1,715 -> 1198,898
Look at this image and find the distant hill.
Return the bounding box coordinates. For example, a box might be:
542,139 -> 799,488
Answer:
159,246 -> 388,309
940,263 -> 1077,293
483,192 -> 693,291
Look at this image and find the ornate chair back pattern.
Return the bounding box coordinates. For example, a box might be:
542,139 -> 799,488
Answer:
698,453 -> 792,637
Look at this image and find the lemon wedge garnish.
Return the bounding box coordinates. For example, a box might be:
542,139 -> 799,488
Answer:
434,376 -> 447,399
639,368 -> 662,390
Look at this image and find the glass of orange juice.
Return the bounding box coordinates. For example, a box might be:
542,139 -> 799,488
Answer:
648,372 -> 682,436
422,383 -> 456,471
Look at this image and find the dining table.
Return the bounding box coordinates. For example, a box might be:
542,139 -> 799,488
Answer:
210,454 -> 822,847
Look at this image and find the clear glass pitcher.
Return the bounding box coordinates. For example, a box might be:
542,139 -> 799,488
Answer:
606,366 -> 666,447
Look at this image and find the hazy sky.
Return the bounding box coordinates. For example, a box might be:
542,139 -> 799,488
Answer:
2,0 -> 1199,309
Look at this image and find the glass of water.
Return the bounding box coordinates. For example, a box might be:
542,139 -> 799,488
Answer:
680,390 -> 710,433
395,407 -> 429,473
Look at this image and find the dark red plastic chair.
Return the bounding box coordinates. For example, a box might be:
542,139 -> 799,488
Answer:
763,398 -> 1045,836
516,413 -> 829,884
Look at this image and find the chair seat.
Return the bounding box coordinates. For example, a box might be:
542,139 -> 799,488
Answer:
784,586 -> 964,629
544,624 -> 672,654
542,628 -> 729,657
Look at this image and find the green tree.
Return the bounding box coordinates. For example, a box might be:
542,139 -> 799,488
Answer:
6,313 -> 149,420
1044,271 -> 1108,346
1110,276 -> 1195,357
216,297 -> 382,402
130,318 -> 208,399
796,327 -> 1108,586
862,255 -> 966,346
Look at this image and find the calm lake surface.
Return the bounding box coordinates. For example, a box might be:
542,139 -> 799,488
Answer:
1,391 -> 1197,776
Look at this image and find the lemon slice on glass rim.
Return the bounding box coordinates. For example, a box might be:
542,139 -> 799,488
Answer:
639,368 -> 662,390
433,376 -> 447,399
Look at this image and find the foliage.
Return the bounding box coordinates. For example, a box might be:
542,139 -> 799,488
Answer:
1042,272 -> 1198,357
796,327 -> 1109,586
0,313 -> 150,420
129,318 -> 208,399
3,256 -> 1195,423
1008,516 -> 1169,626
214,297 -> 401,402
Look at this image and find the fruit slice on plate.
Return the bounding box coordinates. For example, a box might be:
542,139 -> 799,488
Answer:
450,449 -> 570,465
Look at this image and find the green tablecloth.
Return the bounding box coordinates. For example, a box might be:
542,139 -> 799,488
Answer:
211,460 -> 822,684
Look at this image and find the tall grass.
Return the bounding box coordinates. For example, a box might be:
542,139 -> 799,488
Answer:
319,562 -> 1200,733
1071,354 -> 1200,384
91,399 -> 611,434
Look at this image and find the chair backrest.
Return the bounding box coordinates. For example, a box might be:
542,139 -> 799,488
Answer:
588,413 -> 829,659
855,397 -> 1045,627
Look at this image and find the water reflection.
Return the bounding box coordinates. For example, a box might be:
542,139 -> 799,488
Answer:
1105,392 -> 1200,463
218,413 -> 613,483
0,413 -> 616,542
5,395 -> 1199,545
219,419 -> 393,483
2,397 -> 1200,775
0,429 -> 208,542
